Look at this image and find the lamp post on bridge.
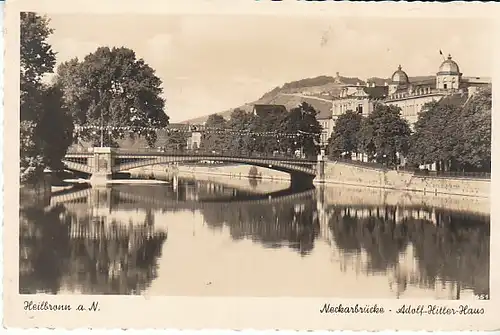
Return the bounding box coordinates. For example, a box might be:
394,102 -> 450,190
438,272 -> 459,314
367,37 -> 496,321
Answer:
100,109 -> 104,147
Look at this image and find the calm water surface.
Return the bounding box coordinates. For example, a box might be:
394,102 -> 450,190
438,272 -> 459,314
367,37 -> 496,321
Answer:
19,177 -> 490,299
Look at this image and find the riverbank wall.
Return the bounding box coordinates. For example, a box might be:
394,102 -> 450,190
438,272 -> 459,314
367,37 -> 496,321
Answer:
127,161 -> 489,198
129,165 -> 291,194
319,161 -> 490,198
131,164 -> 291,181
320,183 -> 490,215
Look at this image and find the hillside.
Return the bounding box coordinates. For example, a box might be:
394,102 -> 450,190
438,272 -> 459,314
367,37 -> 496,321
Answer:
180,74 -> 436,124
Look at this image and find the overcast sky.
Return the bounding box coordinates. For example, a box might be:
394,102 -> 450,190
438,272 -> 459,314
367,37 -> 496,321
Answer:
45,14 -> 493,122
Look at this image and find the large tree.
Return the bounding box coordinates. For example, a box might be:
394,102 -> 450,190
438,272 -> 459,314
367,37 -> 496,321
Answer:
327,110 -> 362,159
20,12 -> 56,122
200,114 -> 228,153
408,88 -> 492,172
279,102 -> 322,158
55,46 -> 168,147
359,104 -> 411,166
248,107 -> 288,156
455,87 -> 491,171
36,85 -> 75,170
407,101 -> 461,170
226,108 -> 255,155
20,13 -> 73,182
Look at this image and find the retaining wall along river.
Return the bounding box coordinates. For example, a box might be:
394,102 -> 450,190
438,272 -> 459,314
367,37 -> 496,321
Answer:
321,161 -> 490,198
128,160 -> 489,198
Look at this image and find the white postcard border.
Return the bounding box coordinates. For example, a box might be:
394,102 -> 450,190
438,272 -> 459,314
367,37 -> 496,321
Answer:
3,0 -> 500,331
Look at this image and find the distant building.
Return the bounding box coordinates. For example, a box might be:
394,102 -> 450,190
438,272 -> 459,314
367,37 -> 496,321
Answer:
330,54 -> 491,128
316,108 -> 333,148
383,55 -> 491,126
331,83 -> 388,126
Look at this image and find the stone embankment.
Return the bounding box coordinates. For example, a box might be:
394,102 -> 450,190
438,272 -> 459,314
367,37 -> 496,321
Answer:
320,183 -> 489,215
128,164 -> 291,194
131,164 -> 290,181
127,160 -> 489,199
320,161 -> 490,198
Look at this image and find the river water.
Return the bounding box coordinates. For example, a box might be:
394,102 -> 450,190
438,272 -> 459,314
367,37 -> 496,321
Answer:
19,176 -> 490,299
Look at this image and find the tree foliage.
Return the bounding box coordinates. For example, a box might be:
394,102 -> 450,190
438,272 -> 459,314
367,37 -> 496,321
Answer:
226,108 -> 256,155
407,102 -> 460,168
280,102 -> 322,158
161,131 -> 189,152
55,46 -> 168,147
358,104 -> 411,166
20,13 -> 73,182
36,85 -> 75,170
20,12 -> 56,122
200,114 -> 228,153
455,88 -> 491,171
327,110 -> 362,159
197,103 -> 321,158
408,88 -> 492,172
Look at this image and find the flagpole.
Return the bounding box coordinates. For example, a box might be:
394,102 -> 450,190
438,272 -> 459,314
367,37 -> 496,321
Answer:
439,49 -> 446,61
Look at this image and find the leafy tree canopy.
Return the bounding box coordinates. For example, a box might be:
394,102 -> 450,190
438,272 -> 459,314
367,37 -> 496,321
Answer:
20,13 -> 73,182
55,46 -> 168,147
280,102 -> 322,158
359,103 -> 411,166
408,88 -> 491,172
20,12 -> 56,122
327,110 -> 362,159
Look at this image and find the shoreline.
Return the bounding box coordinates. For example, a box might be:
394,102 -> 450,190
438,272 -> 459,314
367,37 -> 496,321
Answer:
128,165 -> 490,215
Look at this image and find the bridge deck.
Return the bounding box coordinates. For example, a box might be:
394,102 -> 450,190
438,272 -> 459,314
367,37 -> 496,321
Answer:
63,148 -> 320,176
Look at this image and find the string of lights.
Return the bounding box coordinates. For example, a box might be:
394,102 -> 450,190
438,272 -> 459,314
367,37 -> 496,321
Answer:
73,125 -> 318,138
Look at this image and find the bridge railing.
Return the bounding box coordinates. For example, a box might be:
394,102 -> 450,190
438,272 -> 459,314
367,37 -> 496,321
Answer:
67,147 -> 318,163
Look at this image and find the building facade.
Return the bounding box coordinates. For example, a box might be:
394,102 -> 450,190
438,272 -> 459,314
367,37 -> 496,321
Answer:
329,54 -> 490,130
317,109 -> 333,148
383,55 -> 490,127
323,54 -> 491,166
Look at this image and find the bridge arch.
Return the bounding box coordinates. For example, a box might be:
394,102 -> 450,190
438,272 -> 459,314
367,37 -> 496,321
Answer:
62,149 -> 320,187
115,155 -> 315,175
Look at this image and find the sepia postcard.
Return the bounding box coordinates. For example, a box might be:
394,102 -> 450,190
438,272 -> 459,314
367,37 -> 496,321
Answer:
3,0 -> 500,331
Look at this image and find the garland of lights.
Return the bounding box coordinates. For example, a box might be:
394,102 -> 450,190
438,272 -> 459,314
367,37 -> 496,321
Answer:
73,125 -> 318,138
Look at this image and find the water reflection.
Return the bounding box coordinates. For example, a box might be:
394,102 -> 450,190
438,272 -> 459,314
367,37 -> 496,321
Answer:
327,205 -> 489,298
20,191 -> 168,295
19,178 -> 489,298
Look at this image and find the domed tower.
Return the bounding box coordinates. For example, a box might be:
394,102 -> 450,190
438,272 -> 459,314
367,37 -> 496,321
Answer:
389,65 -> 409,95
436,54 -> 461,90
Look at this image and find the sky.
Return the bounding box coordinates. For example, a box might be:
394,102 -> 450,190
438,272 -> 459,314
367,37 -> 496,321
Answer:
44,14 -> 493,122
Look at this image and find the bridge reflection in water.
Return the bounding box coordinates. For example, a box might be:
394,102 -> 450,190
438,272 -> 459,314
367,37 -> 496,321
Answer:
19,178 -> 489,299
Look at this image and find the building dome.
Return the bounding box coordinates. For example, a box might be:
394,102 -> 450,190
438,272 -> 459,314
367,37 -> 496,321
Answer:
438,54 -> 460,74
391,65 -> 409,84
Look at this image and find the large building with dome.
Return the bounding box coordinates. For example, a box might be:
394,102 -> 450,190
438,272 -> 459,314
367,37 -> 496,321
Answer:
329,54 -> 491,130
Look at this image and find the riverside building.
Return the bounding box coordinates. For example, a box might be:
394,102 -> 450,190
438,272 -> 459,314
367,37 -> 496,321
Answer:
327,54 -> 491,166
330,54 -> 490,129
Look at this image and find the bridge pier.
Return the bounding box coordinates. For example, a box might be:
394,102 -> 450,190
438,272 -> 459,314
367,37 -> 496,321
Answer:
89,147 -> 114,186
314,158 -> 326,184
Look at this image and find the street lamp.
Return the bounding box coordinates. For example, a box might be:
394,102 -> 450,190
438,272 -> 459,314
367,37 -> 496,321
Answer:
100,108 -> 104,147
